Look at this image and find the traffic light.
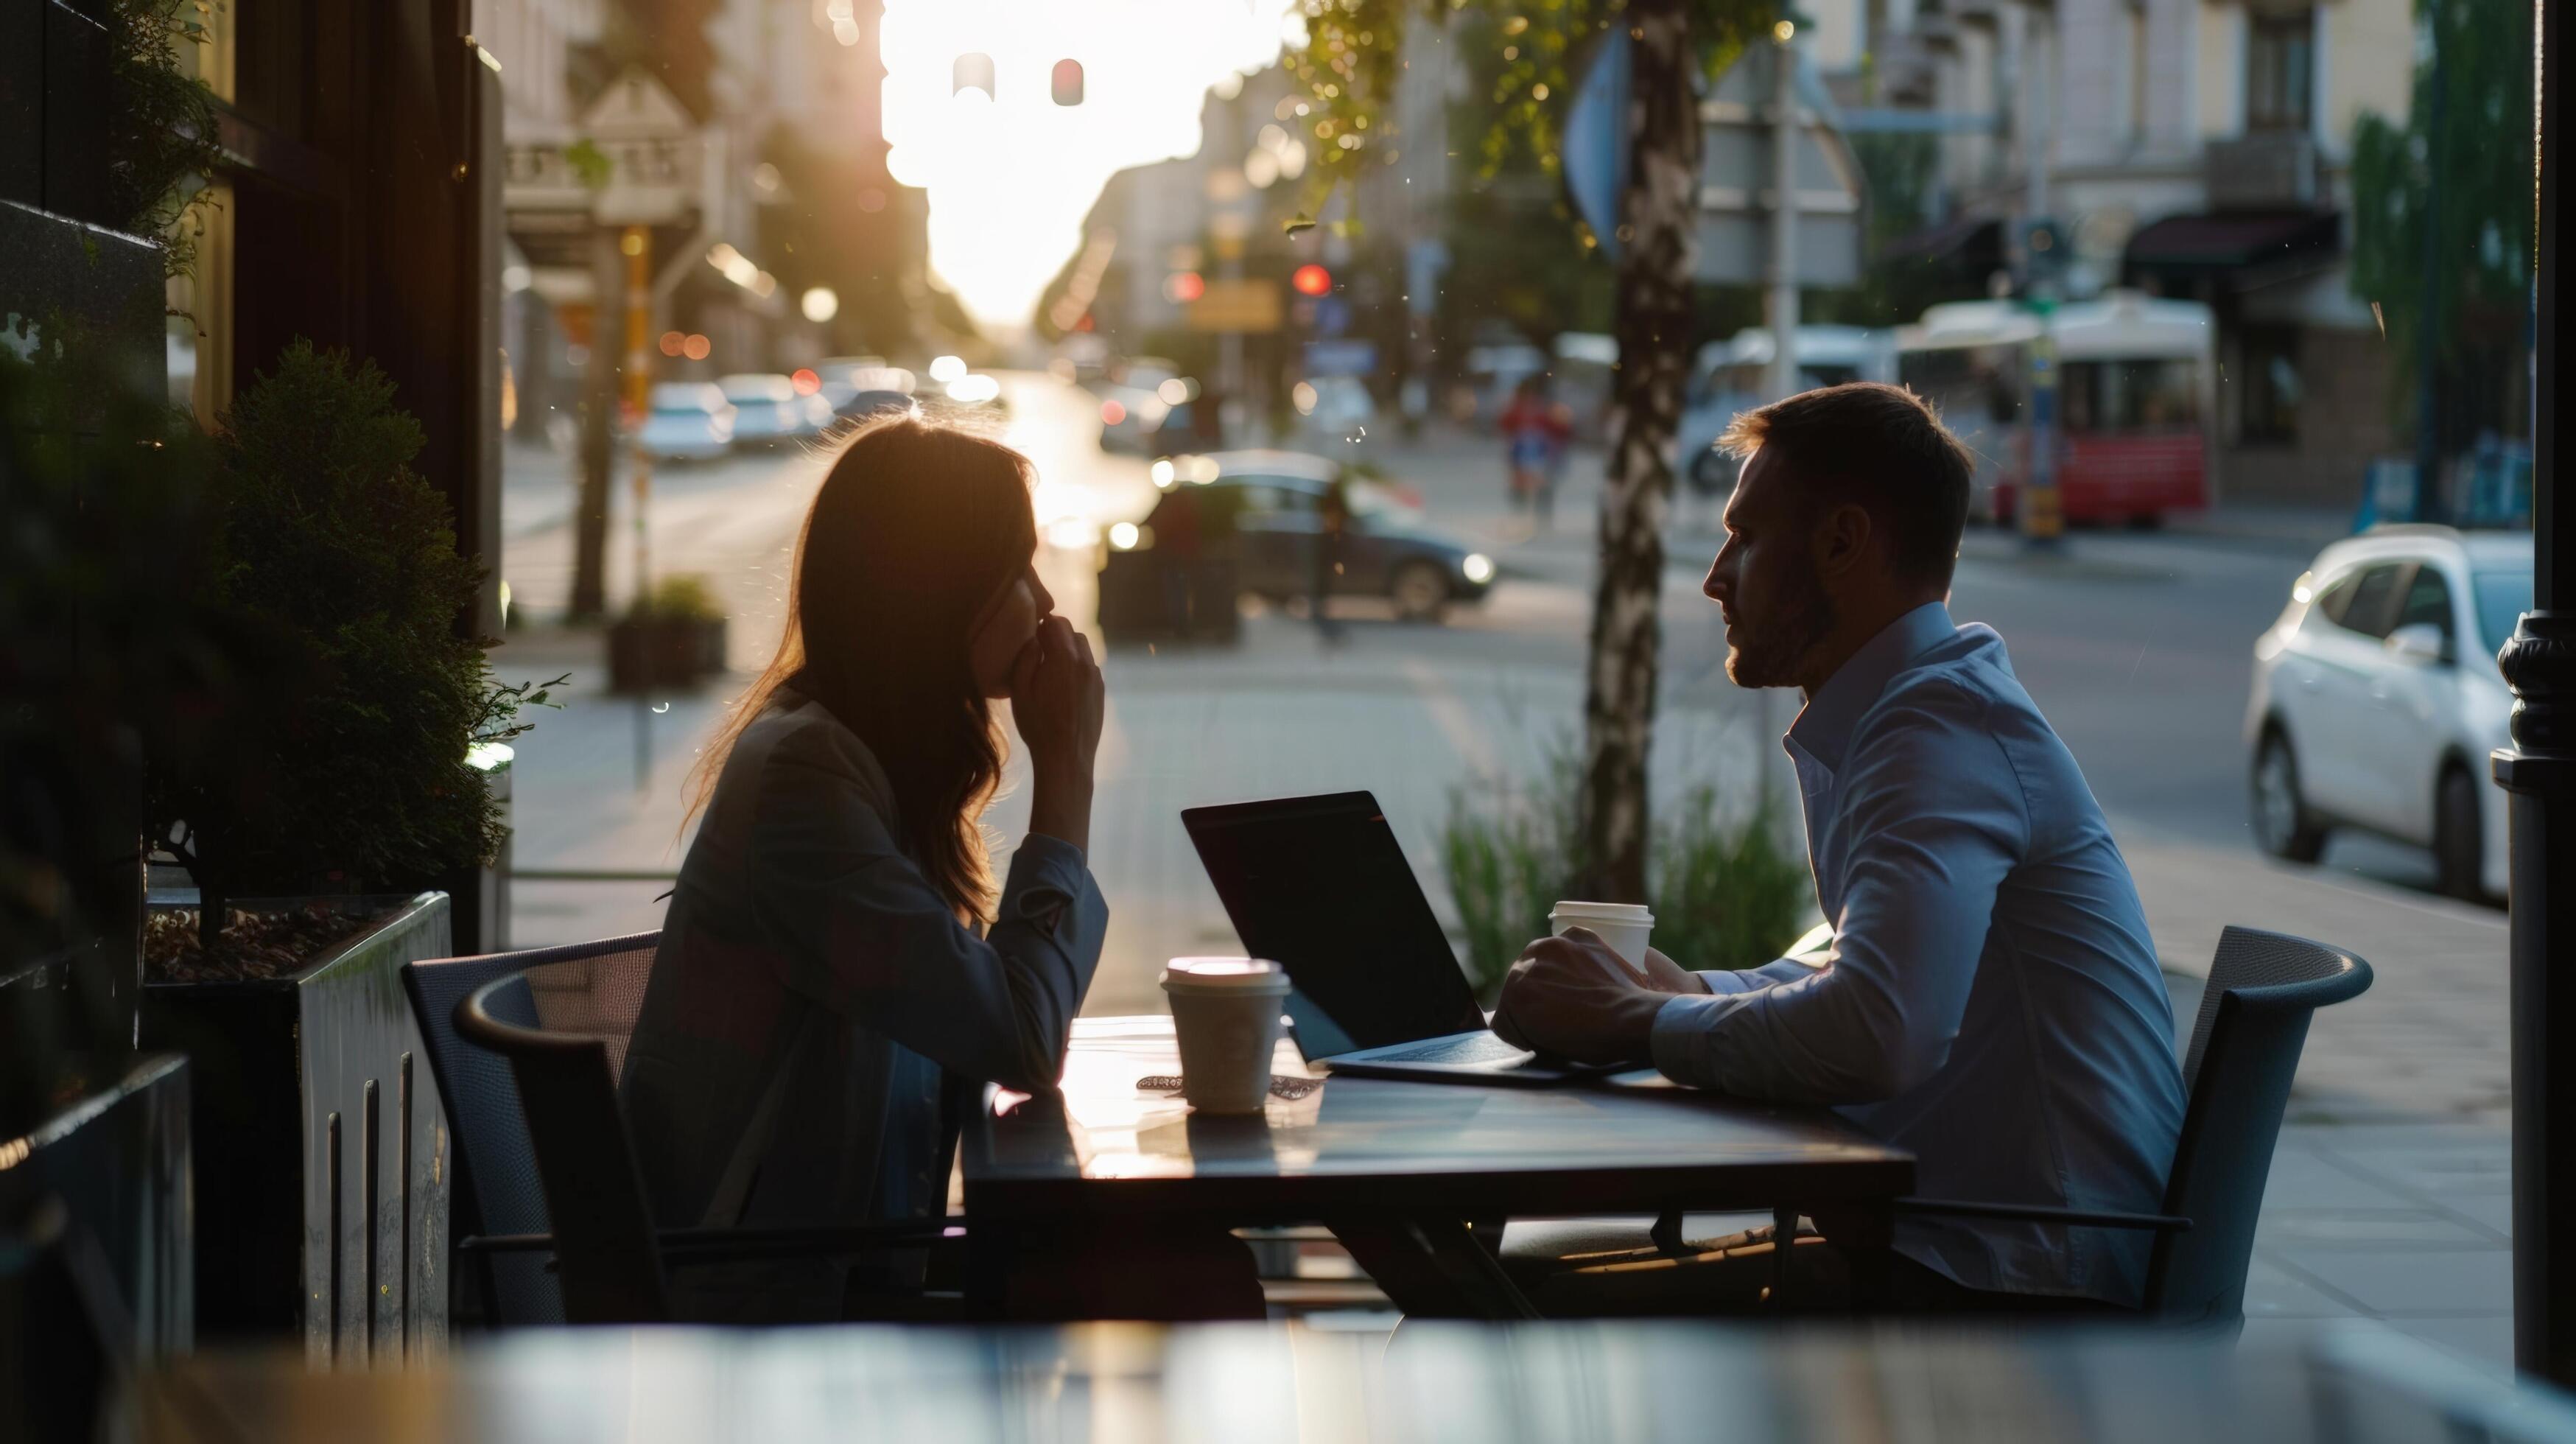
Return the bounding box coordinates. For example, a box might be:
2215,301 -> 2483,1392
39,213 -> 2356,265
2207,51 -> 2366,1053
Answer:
1164,270 -> 1205,303
1291,263 -> 1332,297
1051,59 -> 1084,106
2020,218 -> 2068,293
953,52 -> 994,99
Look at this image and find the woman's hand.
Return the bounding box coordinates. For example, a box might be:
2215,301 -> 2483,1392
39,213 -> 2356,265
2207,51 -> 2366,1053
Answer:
1011,616 -> 1103,852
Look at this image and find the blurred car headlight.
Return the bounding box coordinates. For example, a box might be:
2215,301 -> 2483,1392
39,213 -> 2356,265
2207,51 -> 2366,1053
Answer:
1461,553 -> 1495,584
1109,522 -> 1142,551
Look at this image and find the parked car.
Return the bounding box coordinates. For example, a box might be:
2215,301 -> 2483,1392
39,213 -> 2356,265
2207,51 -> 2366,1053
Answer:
2246,524 -> 2532,900
1094,357 -> 1184,452
717,374 -> 807,446
1116,451 -> 1494,623
822,363 -> 915,415
819,356 -> 891,407
636,382 -> 735,462
1293,375 -> 1375,444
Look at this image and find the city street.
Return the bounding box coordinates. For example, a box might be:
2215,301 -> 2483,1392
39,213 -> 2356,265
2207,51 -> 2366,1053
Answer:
494,374 -> 2513,1362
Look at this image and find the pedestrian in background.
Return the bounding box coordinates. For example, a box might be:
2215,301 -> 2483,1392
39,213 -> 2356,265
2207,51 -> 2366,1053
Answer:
1311,473 -> 1351,644
1500,374 -> 1573,528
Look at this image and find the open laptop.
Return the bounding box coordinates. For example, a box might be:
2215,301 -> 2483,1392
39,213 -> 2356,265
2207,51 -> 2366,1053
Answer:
1181,791 -> 1628,1085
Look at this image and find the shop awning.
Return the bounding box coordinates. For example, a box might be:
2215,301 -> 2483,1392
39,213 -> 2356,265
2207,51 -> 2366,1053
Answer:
1876,214 -> 2004,271
2123,211 -> 2342,273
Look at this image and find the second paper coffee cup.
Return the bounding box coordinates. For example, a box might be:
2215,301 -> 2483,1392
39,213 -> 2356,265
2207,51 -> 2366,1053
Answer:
1548,900 -> 1655,972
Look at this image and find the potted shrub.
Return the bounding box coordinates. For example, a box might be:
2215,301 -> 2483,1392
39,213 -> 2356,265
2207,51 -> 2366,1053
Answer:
607,572 -> 729,693
137,341 -> 550,1359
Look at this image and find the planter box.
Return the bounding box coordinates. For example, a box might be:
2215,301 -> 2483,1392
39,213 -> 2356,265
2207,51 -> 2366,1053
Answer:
138,893 -> 452,1364
606,615 -> 727,693
0,1053 -> 191,1441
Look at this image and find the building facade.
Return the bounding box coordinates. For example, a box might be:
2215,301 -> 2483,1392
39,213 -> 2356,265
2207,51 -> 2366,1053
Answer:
1874,0 -> 2414,505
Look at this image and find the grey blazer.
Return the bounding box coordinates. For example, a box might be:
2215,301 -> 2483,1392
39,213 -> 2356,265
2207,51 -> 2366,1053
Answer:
618,687 -> 1106,1319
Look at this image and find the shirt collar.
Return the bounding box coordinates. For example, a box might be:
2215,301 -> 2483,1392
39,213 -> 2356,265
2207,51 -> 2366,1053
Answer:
1784,602 -> 1958,773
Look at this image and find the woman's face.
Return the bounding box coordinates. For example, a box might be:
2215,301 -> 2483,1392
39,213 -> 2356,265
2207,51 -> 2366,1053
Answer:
967,558 -> 1055,699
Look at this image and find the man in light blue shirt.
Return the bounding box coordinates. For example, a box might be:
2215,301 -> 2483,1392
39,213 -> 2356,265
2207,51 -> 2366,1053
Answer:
1495,382 -> 2187,1311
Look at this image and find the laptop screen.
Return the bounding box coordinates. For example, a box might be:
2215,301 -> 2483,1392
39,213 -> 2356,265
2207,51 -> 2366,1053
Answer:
1182,791 -> 1487,1057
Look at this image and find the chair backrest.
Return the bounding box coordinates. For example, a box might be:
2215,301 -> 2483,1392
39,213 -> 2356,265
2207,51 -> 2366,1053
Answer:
455,973 -> 673,1325
401,933 -> 659,1327
2147,925 -> 2372,1325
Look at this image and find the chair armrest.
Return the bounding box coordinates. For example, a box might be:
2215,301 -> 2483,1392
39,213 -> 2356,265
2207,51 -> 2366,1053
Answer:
457,1233 -> 561,1255
1894,1197 -> 2191,1233
656,1222 -> 959,1261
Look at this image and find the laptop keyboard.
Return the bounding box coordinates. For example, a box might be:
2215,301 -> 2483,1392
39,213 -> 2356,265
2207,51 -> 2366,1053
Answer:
1366,1032 -> 1529,1066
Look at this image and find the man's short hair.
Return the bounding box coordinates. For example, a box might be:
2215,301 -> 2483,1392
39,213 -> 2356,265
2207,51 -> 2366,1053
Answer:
1719,382 -> 1974,589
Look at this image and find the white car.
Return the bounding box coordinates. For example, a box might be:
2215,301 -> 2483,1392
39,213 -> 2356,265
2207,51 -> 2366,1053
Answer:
2246,525 -> 2533,900
637,382 -> 736,462
717,374 -> 807,446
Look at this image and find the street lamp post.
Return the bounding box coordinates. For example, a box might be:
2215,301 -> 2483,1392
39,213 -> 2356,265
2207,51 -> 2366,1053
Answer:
621,225 -> 655,613
1763,21 -> 1801,404
2495,0 -> 2568,1385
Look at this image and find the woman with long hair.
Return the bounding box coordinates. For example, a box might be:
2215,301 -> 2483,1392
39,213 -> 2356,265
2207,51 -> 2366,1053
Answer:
619,416 -> 1106,1320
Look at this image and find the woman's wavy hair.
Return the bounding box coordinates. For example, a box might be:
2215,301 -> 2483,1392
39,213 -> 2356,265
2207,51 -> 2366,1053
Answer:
686,415 -> 1036,923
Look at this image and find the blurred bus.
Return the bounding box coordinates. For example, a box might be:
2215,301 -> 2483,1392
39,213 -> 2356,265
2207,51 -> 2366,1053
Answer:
1676,325 -> 1896,494
1896,291 -> 2215,527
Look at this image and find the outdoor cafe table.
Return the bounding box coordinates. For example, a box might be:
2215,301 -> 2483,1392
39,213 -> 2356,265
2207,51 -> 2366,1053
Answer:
958,1015 -> 1914,1319
131,1319 -> 2572,1443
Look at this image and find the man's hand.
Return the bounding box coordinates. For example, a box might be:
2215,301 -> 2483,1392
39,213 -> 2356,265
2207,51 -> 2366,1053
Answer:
1490,927 -> 1677,1065
1636,944 -> 1710,996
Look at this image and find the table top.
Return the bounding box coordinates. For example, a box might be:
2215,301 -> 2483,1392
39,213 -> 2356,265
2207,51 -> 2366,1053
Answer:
134,1319 -> 2569,1443
959,1016 -> 1912,1222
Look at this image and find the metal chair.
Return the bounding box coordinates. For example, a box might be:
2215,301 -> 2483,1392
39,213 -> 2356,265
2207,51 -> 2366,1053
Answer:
450,970 -> 956,1324
404,933 -> 666,1326
1521,925 -> 2373,1324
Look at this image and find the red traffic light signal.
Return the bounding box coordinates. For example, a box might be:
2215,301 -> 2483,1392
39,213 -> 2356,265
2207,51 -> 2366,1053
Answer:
1291,264 -> 1332,297
1051,58 -> 1084,106
1164,270 -> 1206,303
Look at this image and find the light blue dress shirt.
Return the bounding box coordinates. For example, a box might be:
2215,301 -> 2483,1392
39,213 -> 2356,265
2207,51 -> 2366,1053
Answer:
1651,603 -> 2186,1305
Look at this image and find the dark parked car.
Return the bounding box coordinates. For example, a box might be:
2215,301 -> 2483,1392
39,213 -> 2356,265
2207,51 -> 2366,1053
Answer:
1115,451 -> 1495,624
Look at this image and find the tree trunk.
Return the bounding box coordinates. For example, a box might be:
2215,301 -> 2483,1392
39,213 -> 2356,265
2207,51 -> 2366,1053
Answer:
1577,0 -> 1703,902
571,230 -> 620,621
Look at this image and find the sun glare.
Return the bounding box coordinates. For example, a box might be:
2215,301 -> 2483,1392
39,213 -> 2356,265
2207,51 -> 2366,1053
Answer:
881,0 -> 1294,332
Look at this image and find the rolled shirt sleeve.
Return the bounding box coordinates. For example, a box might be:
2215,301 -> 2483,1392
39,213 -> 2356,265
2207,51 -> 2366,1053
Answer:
1650,684 -> 2029,1105
748,754 -> 1107,1095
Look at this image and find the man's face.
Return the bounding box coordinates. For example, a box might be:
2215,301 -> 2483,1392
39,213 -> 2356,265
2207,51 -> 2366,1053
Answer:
1702,447 -> 1836,690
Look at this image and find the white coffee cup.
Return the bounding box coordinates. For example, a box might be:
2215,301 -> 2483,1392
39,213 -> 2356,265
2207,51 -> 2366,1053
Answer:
1548,901 -> 1655,978
1160,957 -> 1292,1115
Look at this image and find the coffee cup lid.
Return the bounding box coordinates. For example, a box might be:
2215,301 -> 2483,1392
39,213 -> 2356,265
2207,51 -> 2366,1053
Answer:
1160,956 -> 1291,993
1549,900 -> 1654,924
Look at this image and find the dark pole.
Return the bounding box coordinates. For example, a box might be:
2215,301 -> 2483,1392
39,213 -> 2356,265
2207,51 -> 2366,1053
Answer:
2494,0 -> 2565,1387
2412,0 -> 2447,522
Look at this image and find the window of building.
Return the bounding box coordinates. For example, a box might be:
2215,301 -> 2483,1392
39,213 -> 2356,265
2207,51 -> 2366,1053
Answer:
2128,3 -> 2149,145
2245,10 -> 2316,133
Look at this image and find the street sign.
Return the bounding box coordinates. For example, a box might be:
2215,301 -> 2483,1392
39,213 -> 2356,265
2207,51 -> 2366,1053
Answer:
1563,29 -> 1631,255
1302,340 -> 1378,377
1562,35 -> 1862,284
1187,278 -> 1283,334
1696,46 -> 1864,287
